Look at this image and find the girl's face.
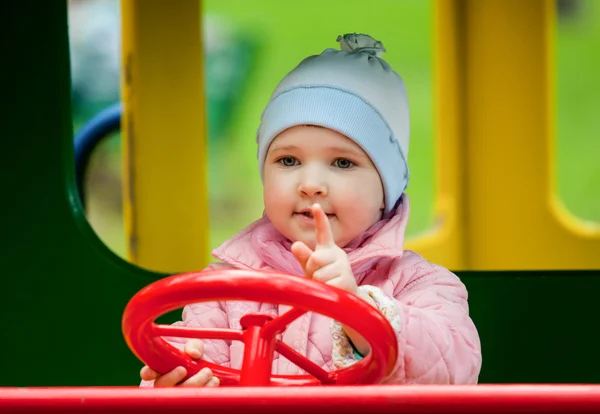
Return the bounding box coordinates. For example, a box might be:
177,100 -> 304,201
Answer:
263,125 -> 385,250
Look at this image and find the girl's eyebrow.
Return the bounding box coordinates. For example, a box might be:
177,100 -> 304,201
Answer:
327,146 -> 363,157
269,144 -> 364,158
269,145 -> 299,153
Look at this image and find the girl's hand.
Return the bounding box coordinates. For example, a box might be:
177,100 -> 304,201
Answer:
291,203 -> 357,295
291,204 -> 376,356
140,339 -> 220,387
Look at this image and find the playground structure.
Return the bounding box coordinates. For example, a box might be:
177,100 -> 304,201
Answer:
1,0 -> 600,412
115,0 -> 600,274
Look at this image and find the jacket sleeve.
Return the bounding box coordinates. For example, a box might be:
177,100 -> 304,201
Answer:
140,262 -> 232,387
331,252 -> 482,384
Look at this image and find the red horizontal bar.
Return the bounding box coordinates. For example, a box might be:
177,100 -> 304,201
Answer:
1,385 -> 600,413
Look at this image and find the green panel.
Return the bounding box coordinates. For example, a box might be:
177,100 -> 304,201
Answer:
1,0 -> 599,388
0,0 -> 162,387
460,270 -> 600,384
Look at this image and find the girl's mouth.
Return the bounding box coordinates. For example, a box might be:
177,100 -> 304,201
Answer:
295,211 -> 335,219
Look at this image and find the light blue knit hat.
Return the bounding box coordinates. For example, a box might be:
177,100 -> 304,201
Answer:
256,33 -> 410,213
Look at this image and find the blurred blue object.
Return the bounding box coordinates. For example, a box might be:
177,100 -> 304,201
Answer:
73,102 -> 122,206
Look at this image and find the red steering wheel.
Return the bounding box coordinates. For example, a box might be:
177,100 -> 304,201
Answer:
122,269 -> 398,386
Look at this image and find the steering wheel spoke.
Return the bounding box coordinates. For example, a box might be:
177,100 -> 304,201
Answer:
276,341 -> 334,384
262,307 -> 307,337
152,324 -> 243,341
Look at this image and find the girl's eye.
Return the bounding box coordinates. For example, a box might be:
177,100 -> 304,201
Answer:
334,158 -> 355,169
278,156 -> 299,167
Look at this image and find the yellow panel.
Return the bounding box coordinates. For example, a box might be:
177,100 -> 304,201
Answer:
407,0 -> 600,271
120,0 -> 209,273
465,0 -> 600,270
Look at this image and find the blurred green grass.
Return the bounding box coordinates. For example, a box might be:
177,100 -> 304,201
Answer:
81,0 -> 600,261
556,1 -> 600,223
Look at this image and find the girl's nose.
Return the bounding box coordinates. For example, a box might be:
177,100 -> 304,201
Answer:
298,168 -> 328,198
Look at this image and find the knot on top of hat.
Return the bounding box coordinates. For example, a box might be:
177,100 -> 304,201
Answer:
336,33 -> 386,58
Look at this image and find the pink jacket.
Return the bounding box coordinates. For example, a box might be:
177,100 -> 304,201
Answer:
142,194 -> 481,385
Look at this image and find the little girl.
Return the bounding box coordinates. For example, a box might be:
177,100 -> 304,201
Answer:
140,33 -> 482,387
